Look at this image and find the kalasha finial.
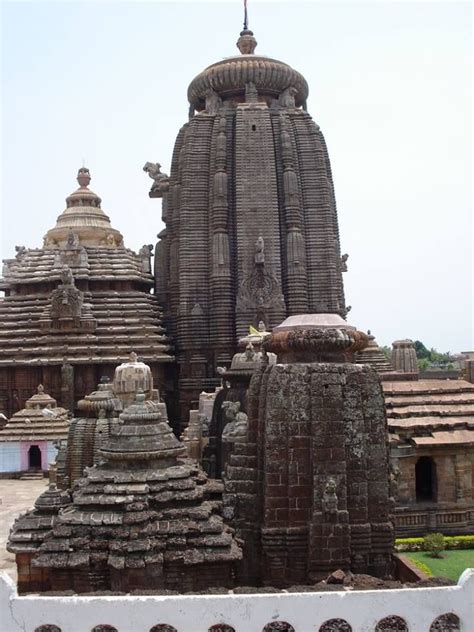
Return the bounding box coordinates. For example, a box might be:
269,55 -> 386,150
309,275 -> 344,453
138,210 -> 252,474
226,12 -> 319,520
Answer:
237,1 -> 257,54
77,167 -> 91,188
237,28 -> 257,54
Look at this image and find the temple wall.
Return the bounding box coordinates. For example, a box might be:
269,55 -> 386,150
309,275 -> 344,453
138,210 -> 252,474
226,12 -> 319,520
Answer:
1,570 -> 472,632
0,442 -> 21,472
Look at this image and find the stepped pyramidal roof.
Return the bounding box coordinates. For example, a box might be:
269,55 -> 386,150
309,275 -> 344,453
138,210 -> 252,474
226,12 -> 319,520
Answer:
0,168 -> 172,367
0,384 -> 69,442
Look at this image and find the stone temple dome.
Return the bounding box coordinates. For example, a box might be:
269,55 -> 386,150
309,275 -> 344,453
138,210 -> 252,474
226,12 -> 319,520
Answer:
112,351 -> 153,405
188,29 -> 309,111
44,167 -> 124,248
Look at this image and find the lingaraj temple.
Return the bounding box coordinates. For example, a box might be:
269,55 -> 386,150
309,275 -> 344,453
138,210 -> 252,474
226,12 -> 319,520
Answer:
1,18 -> 473,617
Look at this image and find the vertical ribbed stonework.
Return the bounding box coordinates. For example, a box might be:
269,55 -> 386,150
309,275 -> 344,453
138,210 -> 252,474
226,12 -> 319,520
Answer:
177,115 -> 213,419
155,124 -> 188,336
155,33 -> 351,424
210,115 -> 234,364
291,113 -> 345,314
278,113 -> 308,313
234,104 -> 286,335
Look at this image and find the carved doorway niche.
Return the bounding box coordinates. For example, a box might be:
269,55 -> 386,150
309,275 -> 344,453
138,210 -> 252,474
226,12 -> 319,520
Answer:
416,456 -> 437,502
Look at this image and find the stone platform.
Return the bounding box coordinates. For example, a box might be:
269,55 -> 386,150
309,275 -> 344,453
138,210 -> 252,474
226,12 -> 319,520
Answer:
0,479 -> 47,581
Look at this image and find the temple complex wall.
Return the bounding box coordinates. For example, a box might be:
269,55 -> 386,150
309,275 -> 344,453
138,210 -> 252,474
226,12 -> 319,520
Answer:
1,569 -> 472,632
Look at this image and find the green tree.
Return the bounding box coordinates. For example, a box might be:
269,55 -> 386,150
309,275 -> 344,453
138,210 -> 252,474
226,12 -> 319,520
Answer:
424,533 -> 445,558
414,340 -> 430,359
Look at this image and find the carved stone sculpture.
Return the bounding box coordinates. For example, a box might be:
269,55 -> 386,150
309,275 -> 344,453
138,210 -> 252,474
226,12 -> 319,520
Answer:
50,266 -> 83,320
66,231 -> 80,248
254,235 -> 265,264
322,477 -> 339,515
205,88 -> 222,115
143,162 -> 170,196
340,253 -> 349,272
15,245 -> 26,259
139,244 -> 153,273
279,86 -> 297,108
221,400 -> 248,442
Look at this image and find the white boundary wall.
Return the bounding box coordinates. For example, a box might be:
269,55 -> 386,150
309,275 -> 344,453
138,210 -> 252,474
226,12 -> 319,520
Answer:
1,569 -> 473,632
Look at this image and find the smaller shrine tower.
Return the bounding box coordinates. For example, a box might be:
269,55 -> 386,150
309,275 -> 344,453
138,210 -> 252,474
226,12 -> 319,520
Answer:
0,168 -> 173,418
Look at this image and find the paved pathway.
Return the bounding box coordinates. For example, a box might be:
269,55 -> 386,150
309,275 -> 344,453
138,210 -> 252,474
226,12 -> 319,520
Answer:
0,478 -> 47,581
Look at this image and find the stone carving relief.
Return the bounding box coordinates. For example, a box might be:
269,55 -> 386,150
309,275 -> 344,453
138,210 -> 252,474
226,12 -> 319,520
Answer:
139,244 -> 153,273
340,253 -> 349,272
143,162 -> 170,197
205,89 -> 222,115
66,231 -> 80,249
254,235 -> 265,264
237,264 -> 285,313
50,266 -> 83,320
322,477 -> 338,515
221,400 -> 248,442
15,245 -> 26,260
278,86 -> 297,109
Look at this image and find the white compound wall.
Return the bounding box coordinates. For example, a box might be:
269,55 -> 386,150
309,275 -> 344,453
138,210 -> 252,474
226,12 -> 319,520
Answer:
0,569 -> 473,632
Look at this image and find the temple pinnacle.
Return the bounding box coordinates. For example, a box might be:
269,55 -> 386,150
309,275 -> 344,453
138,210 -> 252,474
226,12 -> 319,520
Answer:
237,28 -> 257,54
77,166 -> 91,188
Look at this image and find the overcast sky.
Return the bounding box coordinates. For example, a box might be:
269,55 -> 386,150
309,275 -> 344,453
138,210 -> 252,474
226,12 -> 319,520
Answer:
1,1 -> 472,353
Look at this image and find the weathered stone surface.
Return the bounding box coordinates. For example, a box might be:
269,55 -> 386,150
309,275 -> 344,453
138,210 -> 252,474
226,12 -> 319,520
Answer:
223,317 -> 394,586
153,30 -> 347,426
14,359 -> 241,594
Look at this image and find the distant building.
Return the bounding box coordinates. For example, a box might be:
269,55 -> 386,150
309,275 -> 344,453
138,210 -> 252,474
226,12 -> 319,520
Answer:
0,385 -> 68,475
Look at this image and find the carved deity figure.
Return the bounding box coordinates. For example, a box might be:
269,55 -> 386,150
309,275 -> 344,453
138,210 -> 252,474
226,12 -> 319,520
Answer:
254,235 -> 265,264
322,477 -> 338,514
60,266 -> 74,286
66,231 -> 80,248
390,464 -> 401,501
50,265 -> 83,319
340,253 -> 349,272
221,400 -> 248,442
279,86 -> 297,109
205,89 -> 222,115
139,244 -> 153,273
143,162 -> 170,196
15,245 -> 26,260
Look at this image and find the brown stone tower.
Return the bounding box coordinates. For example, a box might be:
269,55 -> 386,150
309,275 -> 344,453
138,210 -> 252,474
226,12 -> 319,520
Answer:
153,29 -> 347,422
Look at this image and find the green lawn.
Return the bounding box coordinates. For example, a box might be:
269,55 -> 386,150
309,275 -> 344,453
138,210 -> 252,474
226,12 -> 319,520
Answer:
404,549 -> 474,581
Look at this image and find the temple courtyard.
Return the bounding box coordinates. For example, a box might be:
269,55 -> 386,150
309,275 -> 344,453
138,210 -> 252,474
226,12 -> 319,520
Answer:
0,479 -> 47,581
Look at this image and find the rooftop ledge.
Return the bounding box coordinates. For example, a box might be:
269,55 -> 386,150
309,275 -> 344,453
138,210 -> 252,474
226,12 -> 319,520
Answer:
1,568 -> 473,631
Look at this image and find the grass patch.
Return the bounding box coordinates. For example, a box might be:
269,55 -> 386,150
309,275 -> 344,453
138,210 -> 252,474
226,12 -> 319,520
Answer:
404,549 -> 474,581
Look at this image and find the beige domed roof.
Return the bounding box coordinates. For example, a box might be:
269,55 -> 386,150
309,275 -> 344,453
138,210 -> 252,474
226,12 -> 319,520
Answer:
44,167 -> 123,247
187,29 -> 309,110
